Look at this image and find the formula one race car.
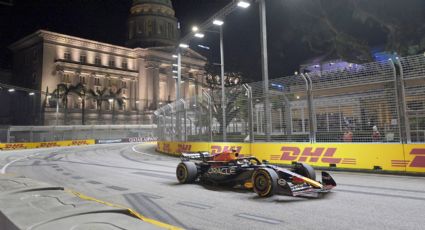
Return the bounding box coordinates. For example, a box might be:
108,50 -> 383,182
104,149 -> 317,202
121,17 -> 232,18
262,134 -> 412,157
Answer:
176,152 -> 336,197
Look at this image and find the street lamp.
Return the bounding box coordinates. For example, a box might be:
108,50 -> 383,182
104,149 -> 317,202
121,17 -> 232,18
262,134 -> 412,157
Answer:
212,19 -> 224,26
194,33 -> 205,38
176,0 -> 251,141
179,43 -> 189,48
237,1 -> 250,8
212,19 -> 228,141
193,20 -> 227,140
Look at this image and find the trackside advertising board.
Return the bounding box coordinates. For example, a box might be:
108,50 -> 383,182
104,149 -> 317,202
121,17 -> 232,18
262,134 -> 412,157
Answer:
156,141 -> 425,173
95,137 -> 157,144
0,140 -> 95,150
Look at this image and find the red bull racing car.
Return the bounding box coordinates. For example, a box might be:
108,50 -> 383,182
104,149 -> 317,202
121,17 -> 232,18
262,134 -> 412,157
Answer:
176,151 -> 336,197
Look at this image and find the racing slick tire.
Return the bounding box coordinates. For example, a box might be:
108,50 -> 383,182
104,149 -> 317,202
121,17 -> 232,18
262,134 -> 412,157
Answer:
176,162 -> 198,183
294,163 -> 316,181
252,168 -> 279,197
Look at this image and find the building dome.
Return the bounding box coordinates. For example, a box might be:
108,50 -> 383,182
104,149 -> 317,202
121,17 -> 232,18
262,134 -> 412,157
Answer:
132,0 -> 172,7
127,0 -> 179,48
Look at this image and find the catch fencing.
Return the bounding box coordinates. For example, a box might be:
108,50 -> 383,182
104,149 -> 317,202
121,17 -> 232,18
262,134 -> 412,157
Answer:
155,54 -> 425,143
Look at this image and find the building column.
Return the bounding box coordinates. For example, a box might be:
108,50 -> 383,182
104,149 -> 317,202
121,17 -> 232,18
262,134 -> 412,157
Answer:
146,60 -> 160,110
137,57 -> 147,111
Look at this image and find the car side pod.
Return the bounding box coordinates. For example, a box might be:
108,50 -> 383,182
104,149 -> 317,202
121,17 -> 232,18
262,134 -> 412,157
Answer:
321,171 -> 337,189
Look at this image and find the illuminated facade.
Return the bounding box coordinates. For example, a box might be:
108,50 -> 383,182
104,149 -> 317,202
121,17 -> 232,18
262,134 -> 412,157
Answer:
8,0 -> 207,125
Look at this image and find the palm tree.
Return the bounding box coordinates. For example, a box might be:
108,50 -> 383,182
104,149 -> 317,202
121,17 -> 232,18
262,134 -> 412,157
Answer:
70,83 -> 87,125
88,87 -> 108,123
108,88 -> 125,124
52,83 -> 73,125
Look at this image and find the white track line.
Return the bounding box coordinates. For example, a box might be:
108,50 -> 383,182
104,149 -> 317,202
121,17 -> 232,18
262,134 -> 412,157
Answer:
1,153 -> 41,174
131,144 -> 157,157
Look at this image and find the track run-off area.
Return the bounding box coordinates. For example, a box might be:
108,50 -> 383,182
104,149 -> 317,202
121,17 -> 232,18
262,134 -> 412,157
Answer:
1,143 -> 424,230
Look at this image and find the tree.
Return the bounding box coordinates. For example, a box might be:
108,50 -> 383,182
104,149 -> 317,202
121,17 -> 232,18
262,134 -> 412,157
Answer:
88,87 -> 108,123
107,88 -> 125,124
52,83 -> 73,125
210,86 -> 247,135
202,69 -> 245,135
71,83 -> 87,125
274,0 -> 425,64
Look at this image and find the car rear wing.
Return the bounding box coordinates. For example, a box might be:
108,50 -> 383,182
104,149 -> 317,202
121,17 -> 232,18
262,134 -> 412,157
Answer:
181,152 -> 211,161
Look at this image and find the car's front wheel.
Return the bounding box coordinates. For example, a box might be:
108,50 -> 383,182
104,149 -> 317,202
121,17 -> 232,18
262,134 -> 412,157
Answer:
176,162 -> 198,183
252,168 -> 278,197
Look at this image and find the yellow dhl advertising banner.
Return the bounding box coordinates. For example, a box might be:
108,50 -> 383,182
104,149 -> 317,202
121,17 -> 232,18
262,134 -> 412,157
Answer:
251,143 -> 405,171
156,141 -> 425,173
0,140 -> 95,151
402,144 -> 425,173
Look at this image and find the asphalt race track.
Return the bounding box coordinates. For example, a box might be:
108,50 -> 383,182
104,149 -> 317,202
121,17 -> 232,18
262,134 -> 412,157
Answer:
1,143 -> 424,230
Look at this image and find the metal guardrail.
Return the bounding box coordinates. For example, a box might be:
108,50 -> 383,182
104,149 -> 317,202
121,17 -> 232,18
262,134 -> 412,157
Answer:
155,54 -> 425,143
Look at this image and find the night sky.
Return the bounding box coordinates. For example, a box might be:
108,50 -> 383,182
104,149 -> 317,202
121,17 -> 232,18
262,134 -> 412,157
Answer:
1,0 -> 423,82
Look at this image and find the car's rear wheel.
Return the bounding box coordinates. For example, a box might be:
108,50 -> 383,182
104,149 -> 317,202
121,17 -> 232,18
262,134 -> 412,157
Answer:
176,162 -> 198,183
252,168 -> 278,197
294,163 -> 316,181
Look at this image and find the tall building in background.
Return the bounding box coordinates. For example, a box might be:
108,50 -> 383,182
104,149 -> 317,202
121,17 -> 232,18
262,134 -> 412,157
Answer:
8,0 -> 206,125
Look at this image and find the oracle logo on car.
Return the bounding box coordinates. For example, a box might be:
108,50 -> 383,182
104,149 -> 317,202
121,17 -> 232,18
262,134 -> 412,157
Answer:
210,146 -> 242,155
392,148 -> 425,168
177,144 -> 192,152
270,146 -> 356,165
207,167 -> 236,175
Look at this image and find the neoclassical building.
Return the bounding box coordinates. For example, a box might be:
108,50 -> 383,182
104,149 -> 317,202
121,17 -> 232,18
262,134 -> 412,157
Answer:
9,0 -> 207,125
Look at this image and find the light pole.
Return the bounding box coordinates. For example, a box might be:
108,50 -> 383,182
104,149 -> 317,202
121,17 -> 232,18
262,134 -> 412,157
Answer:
218,23 -> 226,142
177,49 -> 182,100
175,0 -> 251,141
136,100 -> 140,124
258,0 -> 272,141
109,98 -> 114,124
193,19 -> 226,141
203,19 -> 227,142
176,43 -> 189,101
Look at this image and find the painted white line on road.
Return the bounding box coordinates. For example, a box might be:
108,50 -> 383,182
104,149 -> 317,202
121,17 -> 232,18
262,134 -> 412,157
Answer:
235,213 -> 283,225
131,144 -> 157,157
1,153 -> 40,174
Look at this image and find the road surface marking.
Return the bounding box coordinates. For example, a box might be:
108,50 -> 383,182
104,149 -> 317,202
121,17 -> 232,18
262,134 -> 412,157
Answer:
1,153 -> 41,174
235,213 -> 283,224
67,189 -> 183,230
132,144 -> 157,157
177,201 -> 212,210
